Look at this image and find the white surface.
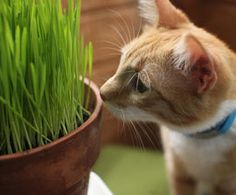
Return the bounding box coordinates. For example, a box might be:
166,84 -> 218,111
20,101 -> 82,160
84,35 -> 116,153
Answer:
88,172 -> 113,195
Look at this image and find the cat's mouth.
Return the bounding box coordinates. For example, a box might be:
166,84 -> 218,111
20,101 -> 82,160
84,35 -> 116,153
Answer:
104,102 -> 125,120
104,102 -> 158,123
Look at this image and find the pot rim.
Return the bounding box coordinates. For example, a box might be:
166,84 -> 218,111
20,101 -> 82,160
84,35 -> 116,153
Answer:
0,78 -> 102,161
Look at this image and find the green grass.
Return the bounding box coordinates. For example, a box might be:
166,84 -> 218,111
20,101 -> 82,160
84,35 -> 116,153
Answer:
94,145 -> 169,195
0,0 -> 93,155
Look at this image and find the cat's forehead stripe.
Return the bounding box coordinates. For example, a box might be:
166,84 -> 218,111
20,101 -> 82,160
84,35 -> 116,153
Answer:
122,42 -> 158,72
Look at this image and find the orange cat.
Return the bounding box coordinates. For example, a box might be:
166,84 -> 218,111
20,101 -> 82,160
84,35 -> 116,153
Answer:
100,0 -> 236,194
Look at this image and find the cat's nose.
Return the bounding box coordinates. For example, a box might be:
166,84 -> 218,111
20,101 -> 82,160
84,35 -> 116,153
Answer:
100,77 -> 116,101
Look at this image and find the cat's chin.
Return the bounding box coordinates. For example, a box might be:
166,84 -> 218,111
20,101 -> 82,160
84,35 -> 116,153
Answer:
104,102 -> 158,123
105,101 -> 236,135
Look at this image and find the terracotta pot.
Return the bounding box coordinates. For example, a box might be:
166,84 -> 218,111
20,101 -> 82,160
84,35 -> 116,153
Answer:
0,79 -> 103,195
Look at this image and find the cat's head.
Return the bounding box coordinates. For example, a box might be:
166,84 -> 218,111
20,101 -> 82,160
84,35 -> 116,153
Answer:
100,0 -> 234,132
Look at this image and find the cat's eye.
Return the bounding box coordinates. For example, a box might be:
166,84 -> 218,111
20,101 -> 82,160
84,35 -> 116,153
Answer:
130,74 -> 148,93
136,80 -> 148,93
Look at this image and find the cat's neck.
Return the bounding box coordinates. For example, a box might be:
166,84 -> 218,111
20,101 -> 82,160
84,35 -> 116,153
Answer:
170,100 -> 236,135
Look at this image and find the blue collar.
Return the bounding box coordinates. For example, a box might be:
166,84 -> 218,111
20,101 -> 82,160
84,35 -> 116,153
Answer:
188,110 -> 236,139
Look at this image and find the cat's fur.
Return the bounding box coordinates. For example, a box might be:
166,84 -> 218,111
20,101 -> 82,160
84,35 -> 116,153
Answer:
100,0 -> 236,194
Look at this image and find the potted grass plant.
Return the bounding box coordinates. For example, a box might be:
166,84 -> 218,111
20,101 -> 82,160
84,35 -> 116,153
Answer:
0,0 -> 102,195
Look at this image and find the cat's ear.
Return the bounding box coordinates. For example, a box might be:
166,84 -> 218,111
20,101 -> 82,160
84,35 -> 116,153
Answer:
173,34 -> 217,94
139,0 -> 189,28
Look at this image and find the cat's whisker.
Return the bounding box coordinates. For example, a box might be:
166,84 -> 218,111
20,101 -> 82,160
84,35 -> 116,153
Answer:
118,72 -> 137,95
98,51 -> 121,58
135,122 -> 157,149
115,109 -> 127,139
126,73 -> 137,87
116,120 -> 123,137
102,22 -> 125,49
100,45 -> 121,54
126,122 -> 136,146
143,69 -> 152,90
105,24 -> 125,48
136,18 -> 143,38
106,53 -> 121,57
100,47 -> 121,54
118,14 -> 132,43
126,72 -> 137,89
129,121 -> 145,150
100,44 -> 122,56
129,121 -> 138,147
101,40 -> 122,51
127,121 -> 140,148
139,122 -> 162,149
120,110 -> 126,132
110,9 -> 133,43
108,10 -> 130,45
124,110 -> 158,149
110,25 -> 127,46
111,18 -> 130,46
136,72 -> 140,91
111,25 -> 128,47
126,21 -> 132,43
100,46 -> 121,52
130,20 -> 137,41
114,106 -> 157,150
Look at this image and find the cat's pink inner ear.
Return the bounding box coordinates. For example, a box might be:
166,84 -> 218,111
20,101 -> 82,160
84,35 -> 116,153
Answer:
185,36 -> 217,94
155,0 -> 189,28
